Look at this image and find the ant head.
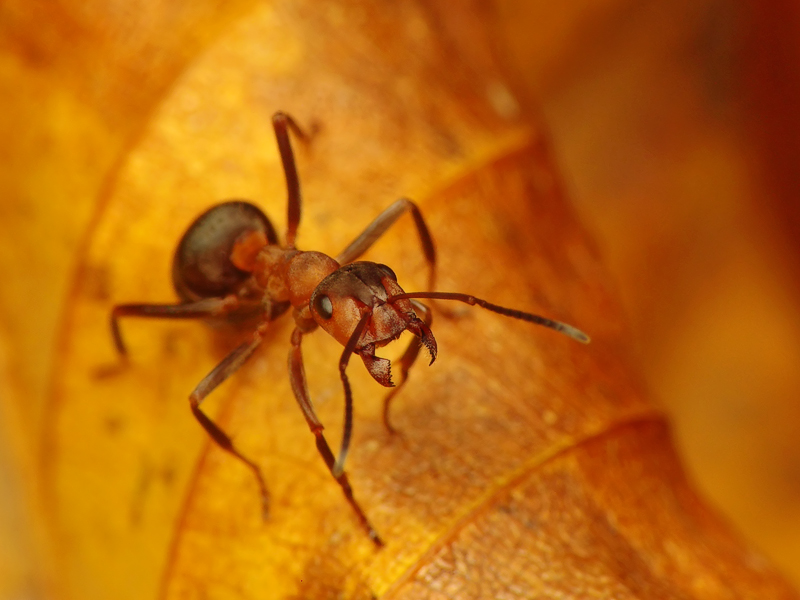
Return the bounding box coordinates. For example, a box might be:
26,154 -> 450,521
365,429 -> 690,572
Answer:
309,262 -> 435,356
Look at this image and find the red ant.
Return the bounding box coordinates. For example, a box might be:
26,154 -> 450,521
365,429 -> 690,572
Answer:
111,112 -> 589,547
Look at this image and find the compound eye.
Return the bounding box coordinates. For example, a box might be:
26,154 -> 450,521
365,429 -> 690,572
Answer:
377,264 -> 397,281
314,294 -> 334,320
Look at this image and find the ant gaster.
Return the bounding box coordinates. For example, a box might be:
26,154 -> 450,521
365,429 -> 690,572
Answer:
111,112 -> 589,547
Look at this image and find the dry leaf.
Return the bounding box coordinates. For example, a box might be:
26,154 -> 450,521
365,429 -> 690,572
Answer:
1,1 -> 797,599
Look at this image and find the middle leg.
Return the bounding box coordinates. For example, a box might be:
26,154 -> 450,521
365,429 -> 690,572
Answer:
188,322 -> 271,519
335,197 -> 437,292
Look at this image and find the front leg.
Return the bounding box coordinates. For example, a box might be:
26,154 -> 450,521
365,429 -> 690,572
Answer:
288,327 -> 384,547
381,300 -> 433,435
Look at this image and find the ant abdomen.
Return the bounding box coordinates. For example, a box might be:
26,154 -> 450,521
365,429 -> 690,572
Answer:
172,200 -> 279,302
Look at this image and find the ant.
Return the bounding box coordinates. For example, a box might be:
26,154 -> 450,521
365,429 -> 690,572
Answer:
111,112 -> 589,547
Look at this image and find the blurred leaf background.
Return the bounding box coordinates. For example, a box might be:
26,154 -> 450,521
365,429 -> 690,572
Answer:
1,0 -> 799,597
495,0 -> 800,587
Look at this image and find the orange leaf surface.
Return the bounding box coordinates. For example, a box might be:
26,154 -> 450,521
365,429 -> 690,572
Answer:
1,1 -> 798,599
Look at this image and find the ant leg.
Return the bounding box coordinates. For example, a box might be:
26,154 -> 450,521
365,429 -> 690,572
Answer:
288,327 -> 384,547
111,295 -> 241,355
272,112 -> 311,248
335,198 -> 437,292
382,301 -> 432,435
334,312 -> 371,477
189,324 -> 270,519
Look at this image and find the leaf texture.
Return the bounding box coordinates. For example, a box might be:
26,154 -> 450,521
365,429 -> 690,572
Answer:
0,1 -> 797,599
